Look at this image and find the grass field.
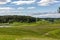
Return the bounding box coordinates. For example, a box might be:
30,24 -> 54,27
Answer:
0,22 -> 60,40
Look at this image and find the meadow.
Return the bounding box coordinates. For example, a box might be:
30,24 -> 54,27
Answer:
0,21 -> 60,40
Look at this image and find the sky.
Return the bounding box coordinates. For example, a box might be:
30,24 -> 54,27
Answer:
0,0 -> 60,15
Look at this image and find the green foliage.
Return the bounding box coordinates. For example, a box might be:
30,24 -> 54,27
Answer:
0,15 -> 36,23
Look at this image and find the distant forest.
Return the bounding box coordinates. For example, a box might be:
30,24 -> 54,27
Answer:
0,15 -> 60,23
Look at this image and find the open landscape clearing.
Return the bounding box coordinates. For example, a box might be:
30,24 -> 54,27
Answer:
0,0 -> 60,40
0,22 -> 60,40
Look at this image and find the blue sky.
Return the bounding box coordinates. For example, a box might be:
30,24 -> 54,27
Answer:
0,0 -> 60,15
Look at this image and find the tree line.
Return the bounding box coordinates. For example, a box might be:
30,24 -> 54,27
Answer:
0,15 -> 60,23
0,15 -> 36,23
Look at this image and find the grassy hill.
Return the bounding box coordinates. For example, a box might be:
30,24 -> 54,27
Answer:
0,22 -> 60,40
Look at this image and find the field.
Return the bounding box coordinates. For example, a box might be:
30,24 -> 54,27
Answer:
0,22 -> 60,40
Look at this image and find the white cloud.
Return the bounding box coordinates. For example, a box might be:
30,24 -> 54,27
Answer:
32,13 -> 60,18
27,7 -> 35,9
11,0 -> 36,5
0,7 -> 14,15
0,0 -> 11,4
18,7 -> 25,10
37,0 -> 59,6
0,7 -> 13,9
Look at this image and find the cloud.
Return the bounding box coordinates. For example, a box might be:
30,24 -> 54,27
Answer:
0,7 -> 13,9
0,0 -> 11,4
0,7 -> 14,15
18,7 -> 25,10
27,7 -> 35,9
37,0 -> 59,6
11,0 -> 36,5
32,13 -> 60,18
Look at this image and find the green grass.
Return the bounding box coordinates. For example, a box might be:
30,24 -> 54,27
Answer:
0,35 -> 60,40
0,22 -> 60,40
